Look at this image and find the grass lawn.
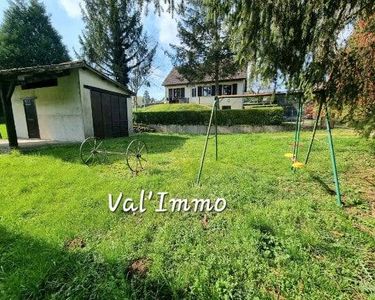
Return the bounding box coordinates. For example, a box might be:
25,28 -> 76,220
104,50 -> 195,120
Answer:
137,103 -> 211,112
0,124 -> 7,139
0,129 -> 374,298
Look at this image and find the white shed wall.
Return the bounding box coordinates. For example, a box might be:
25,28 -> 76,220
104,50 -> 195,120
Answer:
11,70 -> 85,141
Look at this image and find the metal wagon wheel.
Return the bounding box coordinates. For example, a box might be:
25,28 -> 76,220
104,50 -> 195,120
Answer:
80,137 -> 107,165
126,139 -> 148,174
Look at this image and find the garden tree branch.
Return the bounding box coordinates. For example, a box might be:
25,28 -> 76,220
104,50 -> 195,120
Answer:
327,13 -> 375,136
202,0 -> 375,99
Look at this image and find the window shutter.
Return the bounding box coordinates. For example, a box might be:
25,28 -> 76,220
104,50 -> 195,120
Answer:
198,86 -> 202,97
219,85 -> 222,96
192,88 -> 196,97
232,84 -> 238,95
211,85 -> 216,96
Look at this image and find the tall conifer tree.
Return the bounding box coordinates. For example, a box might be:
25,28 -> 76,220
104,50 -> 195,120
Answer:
169,0 -> 237,97
0,0 -> 70,69
79,0 -> 157,87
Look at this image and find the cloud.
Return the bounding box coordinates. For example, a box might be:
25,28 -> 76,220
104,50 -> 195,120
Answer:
58,0 -> 83,18
156,4 -> 179,46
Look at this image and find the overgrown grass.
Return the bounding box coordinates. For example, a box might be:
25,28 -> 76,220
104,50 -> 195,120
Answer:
0,130 -> 374,299
137,103 -> 211,112
0,124 -> 7,139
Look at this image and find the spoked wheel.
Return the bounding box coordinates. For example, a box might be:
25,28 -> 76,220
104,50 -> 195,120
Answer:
80,137 -> 107,165
126,139 -> 148,174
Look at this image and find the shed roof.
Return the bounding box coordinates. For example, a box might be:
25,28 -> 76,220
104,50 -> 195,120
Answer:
0,60 -> 134,95
163,67 -> 247,86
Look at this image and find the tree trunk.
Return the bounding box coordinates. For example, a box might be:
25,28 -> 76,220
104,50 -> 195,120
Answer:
0,81 -> 18,148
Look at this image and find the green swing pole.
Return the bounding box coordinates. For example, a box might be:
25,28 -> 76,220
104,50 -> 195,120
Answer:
325,105 -> 343,206
196,98 -> 217,184
304,100 -> 323,165
292,97 -> 302,161
215,97 -> 218,161
293,97 -> 303,171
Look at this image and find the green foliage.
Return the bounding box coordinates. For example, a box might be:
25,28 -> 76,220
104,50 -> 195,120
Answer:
329,14 -> 375,137
169,0 -> 238,92
0,0 -> 70,69
0,103 -> 4,123
79,0 -> 157,86
0,124 -> 7,139
143,90 -> 151,105
134,107 -> 284,125
138,103 -> 211,112
0,131 -> 374,298
202,0 -> 375,92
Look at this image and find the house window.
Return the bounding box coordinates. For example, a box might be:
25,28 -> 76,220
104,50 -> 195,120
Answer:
172,88 -> 185,99
168,89 -> 173,98
192,88 -> 197,97
202,86 -> 211,96
223,85 -> 232,95
232,83 -> 238,95
222,105 -> 231,110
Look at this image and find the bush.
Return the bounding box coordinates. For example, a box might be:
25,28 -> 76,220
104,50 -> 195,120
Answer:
134,107 -> 284,126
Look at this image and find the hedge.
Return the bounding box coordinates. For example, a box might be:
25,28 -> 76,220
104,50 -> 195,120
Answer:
134,107 -> 284,126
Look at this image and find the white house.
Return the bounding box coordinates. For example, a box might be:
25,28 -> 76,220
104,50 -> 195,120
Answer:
1,61 -> 133,142
162,68 -> 247,109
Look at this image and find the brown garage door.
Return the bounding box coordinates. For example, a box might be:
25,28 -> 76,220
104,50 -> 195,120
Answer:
90,89 -> 129,139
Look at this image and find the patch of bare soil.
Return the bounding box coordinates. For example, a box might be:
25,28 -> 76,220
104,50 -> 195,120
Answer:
201,214 -> 209,229
126,258 -> 150,278
64,237 -> 86,250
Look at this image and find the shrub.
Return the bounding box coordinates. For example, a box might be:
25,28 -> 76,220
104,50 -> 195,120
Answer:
134,107 -> 284,126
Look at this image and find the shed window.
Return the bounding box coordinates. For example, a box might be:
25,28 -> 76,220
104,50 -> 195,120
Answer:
21,78 -> 58,90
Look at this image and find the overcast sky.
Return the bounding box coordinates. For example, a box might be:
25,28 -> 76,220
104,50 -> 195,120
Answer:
0,0 -> 179,100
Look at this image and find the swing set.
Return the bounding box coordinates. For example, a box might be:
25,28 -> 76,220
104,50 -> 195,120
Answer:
196,92 -> 343,207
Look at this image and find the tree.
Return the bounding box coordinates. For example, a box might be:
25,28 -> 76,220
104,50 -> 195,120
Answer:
168,0 -> 237,98
128,64 -> 152,110
202,1 -> 375,95
0,0 -> 70,69
143,90 -> 151,105
328,14 -> 375,136
137,0 -> 182,15
79,0 -> 157,87
150,0 -> 374,90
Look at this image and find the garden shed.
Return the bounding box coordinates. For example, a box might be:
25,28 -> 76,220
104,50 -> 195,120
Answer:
0,60 -> 134,147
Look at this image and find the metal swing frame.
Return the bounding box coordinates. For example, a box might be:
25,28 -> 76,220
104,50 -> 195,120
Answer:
196,93 -> 343,207
292,96 -> 342,206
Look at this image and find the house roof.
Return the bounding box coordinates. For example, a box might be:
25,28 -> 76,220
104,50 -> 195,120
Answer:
0,60 -> 134,95
162,68 -> 247,86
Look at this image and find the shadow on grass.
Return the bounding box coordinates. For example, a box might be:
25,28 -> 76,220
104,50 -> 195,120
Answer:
310,174 -> 336,196
21,134 -> 189,165
0,226 -> 182,299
